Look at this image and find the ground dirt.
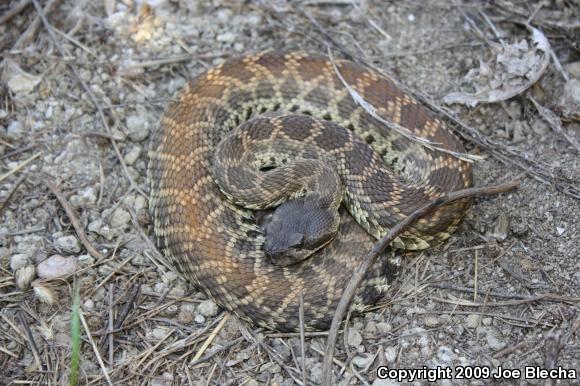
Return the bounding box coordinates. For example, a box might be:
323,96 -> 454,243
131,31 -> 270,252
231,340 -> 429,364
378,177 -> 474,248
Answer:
0,0 -> 579,385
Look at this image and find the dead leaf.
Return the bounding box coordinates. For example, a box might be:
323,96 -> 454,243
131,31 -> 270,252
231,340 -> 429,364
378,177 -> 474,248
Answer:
443,26 -> 551,107
1,60 -> 42,95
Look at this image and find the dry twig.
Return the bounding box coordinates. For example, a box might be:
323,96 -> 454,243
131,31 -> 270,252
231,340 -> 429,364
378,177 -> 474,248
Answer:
45,180 -> 105,260
321,178 -> 519,385
13,0 -> 61,49
0,0 -> 32,25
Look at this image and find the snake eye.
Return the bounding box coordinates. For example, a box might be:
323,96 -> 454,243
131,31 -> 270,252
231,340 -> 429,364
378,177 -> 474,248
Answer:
288,233 -> 304,248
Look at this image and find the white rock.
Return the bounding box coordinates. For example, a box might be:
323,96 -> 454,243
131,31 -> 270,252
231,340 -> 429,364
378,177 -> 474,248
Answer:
376,321 -> 391,334
150,326 -> 171,340
563,79 -> 580,104
7,120 -> 23,139
485,327 -> 506,350
83,299 -> 95,310
55,235 -> 81,253
194,314 -> 205,324
384,346 -> 397,362
134,195 -> 146,211
110,208 -> 131,228
217,32 -> 236,43
81,187 -> 97,205
347,328 -> 363,347
352,353 -> 374,368
437,345 -> 456,363
151,371 -> 173,386
126,112 -> 151,142
37,255 -> 78,279
123,145 -> 142,165
198,299 -> 219,317
372,380 -> 400,386
10,253 -> 30,271
309,363 -> 323,384
465,314 -> 481,329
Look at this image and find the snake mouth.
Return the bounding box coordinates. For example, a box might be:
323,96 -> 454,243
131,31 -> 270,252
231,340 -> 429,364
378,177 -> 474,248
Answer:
265,232 -> 336,267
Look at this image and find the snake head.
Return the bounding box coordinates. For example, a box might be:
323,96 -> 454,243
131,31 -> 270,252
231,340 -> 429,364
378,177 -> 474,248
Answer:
264,196 -> 339,267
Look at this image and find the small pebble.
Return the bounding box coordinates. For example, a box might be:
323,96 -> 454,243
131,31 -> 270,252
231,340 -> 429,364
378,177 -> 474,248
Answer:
83,299 -> 95,310
563,79 -> 580,104
489,214 -> 510,241
124,145 -> 142,165
195,314 -> 205,324
198,299 -> 219,317
376,321 -> 392,334
485,327 -> 506,350
565,61 -> 580,78
177,311 -> 194,325
109,208 -> 131,228
150,326 -> 171,340
372,379 -> 400,386
309,363 -> 323,384
384,346 -> 397,362
437,346 -> 455,363
126,111 -> 151,142
217,31 -> 236,43
7,120 -> 23,139
424,316 -> 440,327
465,314 -> 481,329
151,372 -> 173,386
347,328 -> 363,347
37,255 -> 78,279
55,235 -> 81,253
352,353 -> 374,368
10,254 -> 30,271
162,304 -> 178,317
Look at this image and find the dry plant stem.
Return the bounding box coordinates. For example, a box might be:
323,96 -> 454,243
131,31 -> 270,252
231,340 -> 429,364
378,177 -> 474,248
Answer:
0,152 -> 40,183
114,284 -> 141,331
45,180 -> 105,261
16,313 -> 43,371
188,336 -> 244,367
0,0 -> 32,25
79,310 -> 113,385
0,174 -> 25,213
13,0 -> 61,49
190,313 -> 230,363
543,332 -> 562,386
298,293 -> 307,386
321,179 -> 520,385
31,0 -> 145,197
107,283 -> 114,364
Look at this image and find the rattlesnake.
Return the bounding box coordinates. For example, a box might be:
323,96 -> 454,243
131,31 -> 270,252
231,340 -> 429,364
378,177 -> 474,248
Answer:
147,51 -> 471,331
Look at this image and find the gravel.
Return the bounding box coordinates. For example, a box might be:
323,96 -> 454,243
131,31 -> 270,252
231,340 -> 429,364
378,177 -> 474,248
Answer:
54,234 -> 81,254
198,299 -> 219,317
10,253 -> 30,271
1,1 -> 578,384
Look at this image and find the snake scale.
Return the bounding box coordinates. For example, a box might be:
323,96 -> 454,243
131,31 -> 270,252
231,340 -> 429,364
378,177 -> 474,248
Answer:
148,51 -> 472,331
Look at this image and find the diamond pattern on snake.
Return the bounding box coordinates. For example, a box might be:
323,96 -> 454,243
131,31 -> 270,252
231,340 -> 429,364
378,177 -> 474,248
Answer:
147,51 -> 471,331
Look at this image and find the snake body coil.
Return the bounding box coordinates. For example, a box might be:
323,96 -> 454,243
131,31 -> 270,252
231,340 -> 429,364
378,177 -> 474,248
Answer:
148,52 -> 471,331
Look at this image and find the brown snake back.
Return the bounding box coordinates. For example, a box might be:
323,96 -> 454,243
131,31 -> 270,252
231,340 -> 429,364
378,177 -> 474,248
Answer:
148,52 -> 472,331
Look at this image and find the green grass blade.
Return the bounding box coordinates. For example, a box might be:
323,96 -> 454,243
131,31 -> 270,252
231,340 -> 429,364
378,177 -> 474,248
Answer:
69,284 -> 81,386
